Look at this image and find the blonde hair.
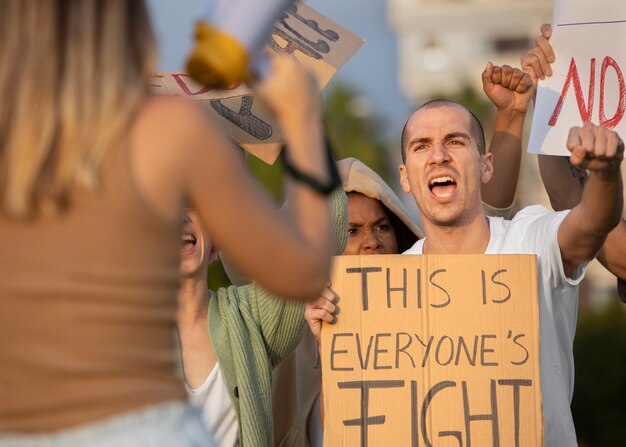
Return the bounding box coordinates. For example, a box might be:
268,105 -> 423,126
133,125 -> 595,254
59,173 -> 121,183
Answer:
0,0 -> 156,217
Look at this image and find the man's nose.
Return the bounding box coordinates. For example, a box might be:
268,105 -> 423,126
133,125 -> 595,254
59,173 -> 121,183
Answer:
429,143 -> 450,165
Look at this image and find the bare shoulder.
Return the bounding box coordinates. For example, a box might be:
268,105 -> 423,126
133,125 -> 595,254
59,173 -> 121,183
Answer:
128,96 -> 216,222
134,95 -> 231,160
136,95 -> 215,139
128,95 -> 238,222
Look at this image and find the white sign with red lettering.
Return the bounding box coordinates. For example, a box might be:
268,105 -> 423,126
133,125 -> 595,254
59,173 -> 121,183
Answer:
529,0 -> 626,155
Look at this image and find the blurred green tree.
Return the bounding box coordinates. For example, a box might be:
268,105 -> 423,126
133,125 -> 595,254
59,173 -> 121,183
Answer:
323,83 -> 392,181
572,299 -> 626,446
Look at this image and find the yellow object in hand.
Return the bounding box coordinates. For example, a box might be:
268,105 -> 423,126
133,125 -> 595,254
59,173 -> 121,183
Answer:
186,21 -> 251,89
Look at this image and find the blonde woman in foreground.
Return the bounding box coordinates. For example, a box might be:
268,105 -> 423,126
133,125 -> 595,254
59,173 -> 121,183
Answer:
0,1 -> 335,445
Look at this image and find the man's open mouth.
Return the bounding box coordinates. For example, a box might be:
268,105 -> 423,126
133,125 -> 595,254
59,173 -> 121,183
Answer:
429,175 -> 457,199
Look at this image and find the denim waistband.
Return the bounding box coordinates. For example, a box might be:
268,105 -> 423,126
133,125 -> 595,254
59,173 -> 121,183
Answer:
0,401 -> 216,447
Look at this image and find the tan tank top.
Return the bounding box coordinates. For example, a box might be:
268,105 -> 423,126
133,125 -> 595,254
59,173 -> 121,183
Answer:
0,144 -> 186,432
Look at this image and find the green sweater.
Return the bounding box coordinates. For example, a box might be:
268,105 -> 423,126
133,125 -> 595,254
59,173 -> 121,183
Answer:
208,187 -> 347,447
209,285 -> 305,447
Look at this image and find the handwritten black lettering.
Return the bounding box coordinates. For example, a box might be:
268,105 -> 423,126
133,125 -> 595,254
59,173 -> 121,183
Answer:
346,267 -> 382,311
435,336 -> 454,366
387,267 -> 408,308
416,334 -> 434,368
373,333 -> 392,370
421,381 -> 457,447
462,380 -> 500,447
498,379 -> 532,447
269,3 -> 339,60
429,269 -> 451,308
455,336 -> 478,366
356,333 -> 375,370
507,330 -> 529,366
395,332 -> 416,368
482,269 -> 512,304
480,335 -> 498,366
339,380 -> 405,447
210,95 -> 273,140
330,333 -> 353,371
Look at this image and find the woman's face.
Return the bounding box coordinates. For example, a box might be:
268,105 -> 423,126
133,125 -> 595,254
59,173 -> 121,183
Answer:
342,193 -> 399,255
179,209 -> 213,277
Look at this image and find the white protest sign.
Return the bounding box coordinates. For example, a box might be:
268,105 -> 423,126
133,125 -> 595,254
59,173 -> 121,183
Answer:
528,0 -> 626,155
152,2 -> 364,164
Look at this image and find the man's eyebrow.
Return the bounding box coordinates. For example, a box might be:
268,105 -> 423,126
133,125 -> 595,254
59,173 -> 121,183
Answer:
444,131 -> 471,141
406,136 -> 432,147
407,132 -> 471,147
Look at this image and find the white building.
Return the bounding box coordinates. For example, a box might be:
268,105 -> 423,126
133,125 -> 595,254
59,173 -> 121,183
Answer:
388,0 -> 552,100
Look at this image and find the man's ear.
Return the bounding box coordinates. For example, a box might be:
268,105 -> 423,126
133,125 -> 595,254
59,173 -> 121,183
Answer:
399,164 -> 411,193
481,153 -> 494,184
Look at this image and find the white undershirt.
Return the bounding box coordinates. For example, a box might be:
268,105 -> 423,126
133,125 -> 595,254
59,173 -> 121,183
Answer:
186,364 -> 239,447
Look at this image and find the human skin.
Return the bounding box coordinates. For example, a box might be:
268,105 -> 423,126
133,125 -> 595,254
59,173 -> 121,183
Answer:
342,193 -> 399,256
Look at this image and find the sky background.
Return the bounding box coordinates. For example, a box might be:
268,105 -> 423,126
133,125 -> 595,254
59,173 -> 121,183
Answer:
146,0 -> 413,141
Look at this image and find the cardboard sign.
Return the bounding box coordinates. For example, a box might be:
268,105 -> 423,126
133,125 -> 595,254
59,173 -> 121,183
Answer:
529,0 -> 626,155
322,254 -> 543,447
151,2 -> 364,164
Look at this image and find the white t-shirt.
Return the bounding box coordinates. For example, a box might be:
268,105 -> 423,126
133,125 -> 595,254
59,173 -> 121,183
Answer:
404,205 -> 585,447
186,364 -> 239,447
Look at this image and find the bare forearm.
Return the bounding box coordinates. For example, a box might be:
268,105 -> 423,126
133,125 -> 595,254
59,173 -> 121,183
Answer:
561,169 -> 623,271
282,116 -> 334,288
482,110 -> 526,208
541,156 -> 625,278
538,155 -> 586,211
583,169 -> 623,233
596,219 -> 626,280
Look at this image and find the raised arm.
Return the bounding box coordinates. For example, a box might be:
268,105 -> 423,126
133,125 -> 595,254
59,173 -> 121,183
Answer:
558,124 -> 624,277
134,55 -> 335,302
539,155 -> 626,281
529,24 -> 626,284
188,55 -> 335,301
481,24 -> 553,210
481,64 -> 534,209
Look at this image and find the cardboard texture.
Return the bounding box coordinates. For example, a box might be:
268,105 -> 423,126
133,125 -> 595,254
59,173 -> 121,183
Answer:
151,2 -> 364,164
322,254 -> 543,447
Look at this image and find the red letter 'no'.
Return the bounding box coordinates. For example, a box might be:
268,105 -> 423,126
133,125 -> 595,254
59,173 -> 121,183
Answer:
599,56 -> 626,129
549,57 -> 596,126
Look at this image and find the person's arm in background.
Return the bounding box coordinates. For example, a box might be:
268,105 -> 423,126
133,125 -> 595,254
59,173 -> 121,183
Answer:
525,24 -> 626,295
558,124 -> 623,278
480,64 -> 534,211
